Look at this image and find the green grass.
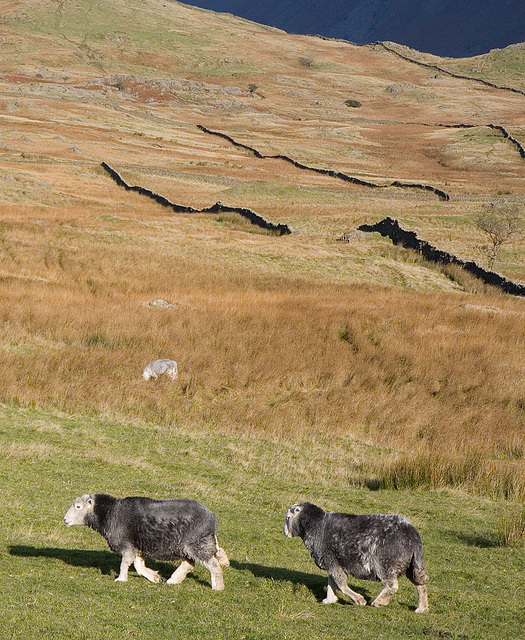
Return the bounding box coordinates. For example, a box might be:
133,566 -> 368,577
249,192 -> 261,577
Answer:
448,49 -> 525,92
9,0 -> 211,69
1,403 -> 524,639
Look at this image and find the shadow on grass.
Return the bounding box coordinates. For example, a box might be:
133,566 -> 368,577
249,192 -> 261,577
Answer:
443,531 -> 500,548
231,561 -> 428,611
8,545 -> 208,586
11,547 -> 379,601
230,560 -> 368,603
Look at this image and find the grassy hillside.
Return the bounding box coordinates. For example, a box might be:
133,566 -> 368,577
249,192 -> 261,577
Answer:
388,42 -> 525,93
1,404 -> 524,640
1,0 -> 525,489
1,2 -> 525,637
1,3 -> 525,630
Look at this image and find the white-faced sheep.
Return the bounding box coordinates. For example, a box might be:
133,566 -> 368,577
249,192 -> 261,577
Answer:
64,494 -> 229,589
284,502 -> 428,612
142,359 -> 178,381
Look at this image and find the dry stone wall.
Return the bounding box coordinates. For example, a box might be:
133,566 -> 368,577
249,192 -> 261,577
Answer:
376,42 -> 525,98
197,125 -> 450,201
101,162 -> 292,235
359,217 -> 525,296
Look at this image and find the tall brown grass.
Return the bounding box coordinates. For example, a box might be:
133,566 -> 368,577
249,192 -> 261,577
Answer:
497,503 -> 525,545
2,201 -> 525,501
377,448 -> 525,500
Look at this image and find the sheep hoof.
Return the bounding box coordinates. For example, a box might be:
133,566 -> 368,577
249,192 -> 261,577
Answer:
415,605 -> 429,613
148,572 -> 162,583
371,599 -> 385,607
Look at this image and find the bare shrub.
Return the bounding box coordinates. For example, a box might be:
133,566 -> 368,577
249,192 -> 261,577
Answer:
476,201 -> 524,269
110,75 -> 132,91
299,53 -> 315,68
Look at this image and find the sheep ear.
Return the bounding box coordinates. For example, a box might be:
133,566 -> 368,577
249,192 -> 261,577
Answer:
86,496 -> 94,506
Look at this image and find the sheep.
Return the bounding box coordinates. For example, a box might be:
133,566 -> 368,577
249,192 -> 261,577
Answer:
142,359 -> 178,381
64,493 -> 229,589
284,502 -> 429,612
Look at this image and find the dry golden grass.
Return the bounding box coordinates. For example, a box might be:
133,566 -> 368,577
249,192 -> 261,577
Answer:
1,0 -> 525,499
2,211 -> 525,450
498,502 -> 525,544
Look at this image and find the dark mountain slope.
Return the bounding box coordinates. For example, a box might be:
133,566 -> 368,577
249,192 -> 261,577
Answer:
178,0 -> 525,57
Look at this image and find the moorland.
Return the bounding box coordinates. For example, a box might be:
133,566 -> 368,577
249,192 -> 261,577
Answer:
1,1 -> 525,638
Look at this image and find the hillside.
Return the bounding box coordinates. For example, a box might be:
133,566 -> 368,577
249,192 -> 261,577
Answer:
1,0 -> 525,493
1,3 -> 525,637
179,0 -> 525,57
2,404 -> 524,640
1,1 -> 525,261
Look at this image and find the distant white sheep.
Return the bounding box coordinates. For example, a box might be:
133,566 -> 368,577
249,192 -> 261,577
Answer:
142,359 -> 178,381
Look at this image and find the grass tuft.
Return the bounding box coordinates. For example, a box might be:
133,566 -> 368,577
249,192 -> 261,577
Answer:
377,448 -> 525,500
497,503 -> 525,546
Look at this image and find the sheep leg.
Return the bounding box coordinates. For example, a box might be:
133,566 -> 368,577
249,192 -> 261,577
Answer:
215,544 -> 230,567
167,560 -> 194,585
415,584 -> 429,613
134,555 -> 162,583
322,576 -> 340,604
115,549 -> 136,582
324,568 -> 366,606
371,578 -> 399,607
202,556 -> 225,591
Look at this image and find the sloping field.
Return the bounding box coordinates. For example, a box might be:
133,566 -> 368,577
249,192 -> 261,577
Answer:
1,404 -> 525,640
1,2 -> 525,638
1,0 -> 525,484
0,0 -> 525,589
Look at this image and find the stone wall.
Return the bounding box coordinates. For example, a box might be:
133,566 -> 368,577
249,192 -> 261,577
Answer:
101,162 -> 293,235
359,217 -> 525,296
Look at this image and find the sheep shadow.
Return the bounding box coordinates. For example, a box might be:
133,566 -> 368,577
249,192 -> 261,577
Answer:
230,560 -> 368,604
10,545 -> 120,575
8,545 -> 208,586
443,531 -> 500,548
232,561 -> 426,610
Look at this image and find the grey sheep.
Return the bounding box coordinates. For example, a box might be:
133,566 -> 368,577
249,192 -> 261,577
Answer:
142,359 -> 178,381
64,494 -> 229,589
284,502 -> 428,612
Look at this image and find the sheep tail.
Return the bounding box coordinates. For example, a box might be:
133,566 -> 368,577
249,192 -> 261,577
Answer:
407,544 -> 429,585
